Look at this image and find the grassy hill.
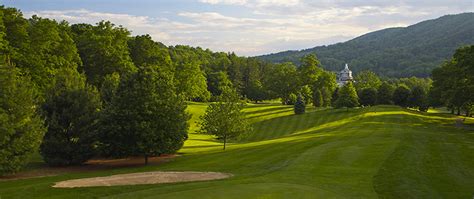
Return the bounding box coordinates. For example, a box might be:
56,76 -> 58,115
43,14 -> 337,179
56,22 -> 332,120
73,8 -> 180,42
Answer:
257,13 -> 474,77
1,103 -> 474,198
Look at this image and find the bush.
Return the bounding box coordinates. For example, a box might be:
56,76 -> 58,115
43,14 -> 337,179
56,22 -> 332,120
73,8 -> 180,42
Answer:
294,95 -> 306,114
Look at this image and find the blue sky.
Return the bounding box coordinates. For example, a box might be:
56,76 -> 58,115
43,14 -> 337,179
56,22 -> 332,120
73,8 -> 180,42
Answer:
2,0 -> 473,56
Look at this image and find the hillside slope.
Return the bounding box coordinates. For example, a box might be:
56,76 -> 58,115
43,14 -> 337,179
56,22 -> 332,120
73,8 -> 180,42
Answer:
257,13 -> 474,77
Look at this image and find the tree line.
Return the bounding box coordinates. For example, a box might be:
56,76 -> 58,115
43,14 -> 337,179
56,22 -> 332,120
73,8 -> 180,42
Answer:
0,6 -> 472,175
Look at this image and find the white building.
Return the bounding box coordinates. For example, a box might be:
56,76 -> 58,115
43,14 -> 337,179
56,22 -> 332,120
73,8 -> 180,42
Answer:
337,63 -> 353,87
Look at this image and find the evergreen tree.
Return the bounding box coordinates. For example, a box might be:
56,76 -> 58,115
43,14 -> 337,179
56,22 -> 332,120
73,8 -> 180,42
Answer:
312,89 -> 323,107
335,82 -> 359,109
294,94 -> 306,114
99,66 -> 189,164
0,65 -> 45,175
199,88 -> 251,150
40,68 -> 101,166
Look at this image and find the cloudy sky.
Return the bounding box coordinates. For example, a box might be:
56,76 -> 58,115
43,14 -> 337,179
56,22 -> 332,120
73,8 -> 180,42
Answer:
3,0 -> 473,56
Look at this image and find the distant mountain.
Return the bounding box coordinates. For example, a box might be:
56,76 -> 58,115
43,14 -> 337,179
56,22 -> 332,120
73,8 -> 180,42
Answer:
257,13 -> 474,77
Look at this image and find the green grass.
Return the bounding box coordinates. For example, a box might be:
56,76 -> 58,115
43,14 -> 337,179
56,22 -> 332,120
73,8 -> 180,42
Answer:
1,103 -> 473,198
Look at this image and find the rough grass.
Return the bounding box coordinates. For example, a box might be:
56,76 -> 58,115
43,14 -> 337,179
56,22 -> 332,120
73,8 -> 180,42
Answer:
1,103 -> 473,198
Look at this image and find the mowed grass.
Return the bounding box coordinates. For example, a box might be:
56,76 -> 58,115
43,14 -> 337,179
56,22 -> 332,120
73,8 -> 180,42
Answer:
1,103 -> 474,198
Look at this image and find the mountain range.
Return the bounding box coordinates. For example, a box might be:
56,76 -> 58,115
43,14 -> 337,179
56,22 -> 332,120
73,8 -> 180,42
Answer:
256,13 -> 474,77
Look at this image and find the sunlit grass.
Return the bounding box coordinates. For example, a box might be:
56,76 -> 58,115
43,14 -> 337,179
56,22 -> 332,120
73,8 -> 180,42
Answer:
1,103 -> 473,199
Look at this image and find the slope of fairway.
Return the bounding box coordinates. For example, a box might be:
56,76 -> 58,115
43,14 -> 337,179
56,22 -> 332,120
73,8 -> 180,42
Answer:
1,103 -> 473,198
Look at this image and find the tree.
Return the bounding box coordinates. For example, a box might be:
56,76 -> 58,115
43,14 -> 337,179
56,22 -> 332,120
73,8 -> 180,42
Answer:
168,45 -> 210,101
312,71 -> 337,107
294,95 -> 306,114
354,70 -> 381,92
431,45 -> 473,116
207,71 -> 233,100
298,54 -> 322,86
71,21 -> 136,87
408,86 -> 428,111
312,89 -> 323,107
299,85 -> 312,105
100,72 -> 120,105
199,88 -> 251,150
334,82 -> 359,109
99,66 -> 189,164
128,34 -> 171,67
264,62 -> 299,105
393,85 -> 411,107
40,68 -> 101,166
359,87 -> 377,106
0,65 -> 45,175
377,82 -> 394,105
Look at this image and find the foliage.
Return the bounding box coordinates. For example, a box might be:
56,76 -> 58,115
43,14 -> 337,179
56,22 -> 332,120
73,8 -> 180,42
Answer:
40,68 -> 101,166
312,71 -> 337,107
354,70 -> 381,92
99,66 -> 189,164
264,62 -> 299,104
377,82 -> 395,105
359,87 -> 377,106
431,45 -> 473,115
298,85 -> 312,105
335,82 -> 359,109
207,71 -> 233,100
258,13 -> 474,77
312,89 -> 323,107
408,86 -> 428,111
294,95 -> 306,114
198,88 -> 251,150
298,54 -> 322,86
100,72 -> 120,105
71,21 -> 136,87
393,85 -> 411,107
169,45 -> 210,101
0,65 -> 45,175
128,34 -> 170,67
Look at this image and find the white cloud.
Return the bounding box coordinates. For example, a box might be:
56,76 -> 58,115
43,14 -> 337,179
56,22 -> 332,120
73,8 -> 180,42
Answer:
24,0 -> 473,56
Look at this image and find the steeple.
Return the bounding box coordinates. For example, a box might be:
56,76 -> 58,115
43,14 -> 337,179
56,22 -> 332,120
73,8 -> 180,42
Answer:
344,63 -> 349,70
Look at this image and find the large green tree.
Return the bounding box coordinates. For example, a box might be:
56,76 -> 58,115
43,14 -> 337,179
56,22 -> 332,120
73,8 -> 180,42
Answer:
198,88 -> 251,150
431,45 -> 473,115
40,68 -> 101,166
169,45 -> 210,101
264,62 -> 299,104
0,65 -> 45,175
71,21 -> 136,87
99,66 -> 189,164
299,54 -> 322,86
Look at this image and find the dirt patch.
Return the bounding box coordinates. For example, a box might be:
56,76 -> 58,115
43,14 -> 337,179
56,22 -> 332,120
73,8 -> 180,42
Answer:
0,155 -> 176,181
53,171 -> 232,188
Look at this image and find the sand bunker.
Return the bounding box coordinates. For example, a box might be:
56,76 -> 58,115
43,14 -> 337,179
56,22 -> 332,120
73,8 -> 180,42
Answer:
53,171 -> 232,188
